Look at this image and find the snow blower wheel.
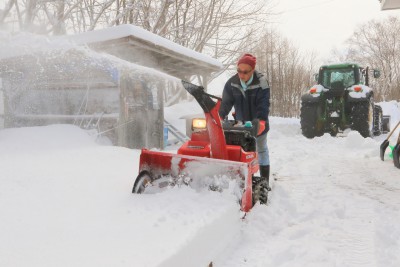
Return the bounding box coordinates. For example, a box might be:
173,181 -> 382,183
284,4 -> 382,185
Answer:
252,176 -> 268,205
132,171 -> 153,194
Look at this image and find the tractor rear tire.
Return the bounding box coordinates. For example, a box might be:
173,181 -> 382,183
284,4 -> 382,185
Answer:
373,105 -> 383,136
351,99 -> 374,138
394,144 -> 400,169
300,103 -> 323,138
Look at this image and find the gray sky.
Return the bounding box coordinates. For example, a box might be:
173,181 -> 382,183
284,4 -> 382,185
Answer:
274,0 -> 399,60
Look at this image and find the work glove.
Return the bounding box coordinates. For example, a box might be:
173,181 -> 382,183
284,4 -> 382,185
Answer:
257,120 -> 266,136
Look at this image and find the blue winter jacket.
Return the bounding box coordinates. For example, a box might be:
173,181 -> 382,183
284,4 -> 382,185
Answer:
219,71 -> 270,134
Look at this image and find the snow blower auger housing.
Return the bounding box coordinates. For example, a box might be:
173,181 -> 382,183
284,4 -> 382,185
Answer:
132,81 -> 267,212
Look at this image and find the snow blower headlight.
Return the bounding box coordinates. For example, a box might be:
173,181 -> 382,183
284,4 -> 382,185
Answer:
192,118 -> 207,131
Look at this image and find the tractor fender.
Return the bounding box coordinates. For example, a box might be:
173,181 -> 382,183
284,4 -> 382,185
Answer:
347,92 -> 373,103
301,94 -> 320,104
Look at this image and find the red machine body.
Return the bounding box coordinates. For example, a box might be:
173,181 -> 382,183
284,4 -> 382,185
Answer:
134,82 -> 260,212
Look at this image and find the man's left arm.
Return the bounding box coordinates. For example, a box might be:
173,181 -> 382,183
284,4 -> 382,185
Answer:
256,87 -> 270,135
256,87 -> 270,121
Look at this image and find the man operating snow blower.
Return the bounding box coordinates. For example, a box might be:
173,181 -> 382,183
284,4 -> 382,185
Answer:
219,53 -> 272,191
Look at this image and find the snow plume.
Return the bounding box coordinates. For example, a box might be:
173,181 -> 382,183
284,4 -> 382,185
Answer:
0,29 -> 182,150
0,29 -> 180,82
167,154 -> 247,199
0,31 -> 73,59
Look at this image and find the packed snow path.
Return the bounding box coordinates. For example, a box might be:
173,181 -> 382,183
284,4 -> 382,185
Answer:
1,116 -> 400,267
215,118 -> 400,266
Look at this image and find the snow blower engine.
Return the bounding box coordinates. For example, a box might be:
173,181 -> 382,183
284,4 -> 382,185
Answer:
132,81 -> 268,212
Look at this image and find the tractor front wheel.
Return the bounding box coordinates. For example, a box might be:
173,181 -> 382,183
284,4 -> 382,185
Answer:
373,105 -> 383,136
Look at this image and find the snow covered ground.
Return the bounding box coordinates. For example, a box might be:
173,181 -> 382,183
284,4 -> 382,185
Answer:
1,100 -> 400,267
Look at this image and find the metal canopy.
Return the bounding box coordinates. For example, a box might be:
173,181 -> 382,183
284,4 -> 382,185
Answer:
380,0 -> 400,10
78,29 -> 222,81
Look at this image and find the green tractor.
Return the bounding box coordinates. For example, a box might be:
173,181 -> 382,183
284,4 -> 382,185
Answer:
300,63 -> 390,138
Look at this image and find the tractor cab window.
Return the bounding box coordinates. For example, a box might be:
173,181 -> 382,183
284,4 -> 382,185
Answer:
321,68 -> 356,89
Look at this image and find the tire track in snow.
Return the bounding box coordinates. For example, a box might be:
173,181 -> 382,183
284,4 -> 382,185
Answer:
274,168 -> 377,267
332,200 -> 376,267
215,121 -> 399,266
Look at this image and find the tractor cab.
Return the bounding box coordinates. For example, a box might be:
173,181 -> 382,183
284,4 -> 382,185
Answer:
301,62 -> 388,138
316,63 -> 381,89
318,66 -> 357,89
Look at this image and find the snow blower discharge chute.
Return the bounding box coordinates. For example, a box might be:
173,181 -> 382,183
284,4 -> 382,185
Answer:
132,81 -> 269,212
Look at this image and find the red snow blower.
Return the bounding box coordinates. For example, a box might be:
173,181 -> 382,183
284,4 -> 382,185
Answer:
132,81 -> 268,212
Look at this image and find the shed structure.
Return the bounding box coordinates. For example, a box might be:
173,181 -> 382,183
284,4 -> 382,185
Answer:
0,25 -> 222,149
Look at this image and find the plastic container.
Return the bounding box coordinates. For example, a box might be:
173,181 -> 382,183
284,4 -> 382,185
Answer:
244,121 -> 252,128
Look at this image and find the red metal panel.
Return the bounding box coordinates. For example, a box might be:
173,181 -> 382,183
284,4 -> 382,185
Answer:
178,140 -> 211,157
205,101 -> 228,160
138,148 -> 257,212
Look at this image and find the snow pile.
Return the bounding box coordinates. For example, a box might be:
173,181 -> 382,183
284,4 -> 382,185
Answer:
0,31 -> 74,59
379,100 -> 400,122
0,124 -> 241,267
0,124 -> 98,153
1,100 -> 400,266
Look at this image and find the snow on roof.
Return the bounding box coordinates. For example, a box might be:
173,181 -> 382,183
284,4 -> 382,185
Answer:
67,24 -> 223,69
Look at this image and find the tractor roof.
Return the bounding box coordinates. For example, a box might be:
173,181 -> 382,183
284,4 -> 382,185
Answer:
320,63 -> 362,69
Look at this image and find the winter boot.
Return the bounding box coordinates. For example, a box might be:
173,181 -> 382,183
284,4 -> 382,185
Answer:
260,165 -> 271,191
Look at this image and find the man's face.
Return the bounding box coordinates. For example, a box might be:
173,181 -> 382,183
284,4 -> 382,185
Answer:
237,63 -> 254,82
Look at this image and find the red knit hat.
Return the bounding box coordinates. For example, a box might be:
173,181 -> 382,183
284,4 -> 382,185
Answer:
237,53 -> 256,69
